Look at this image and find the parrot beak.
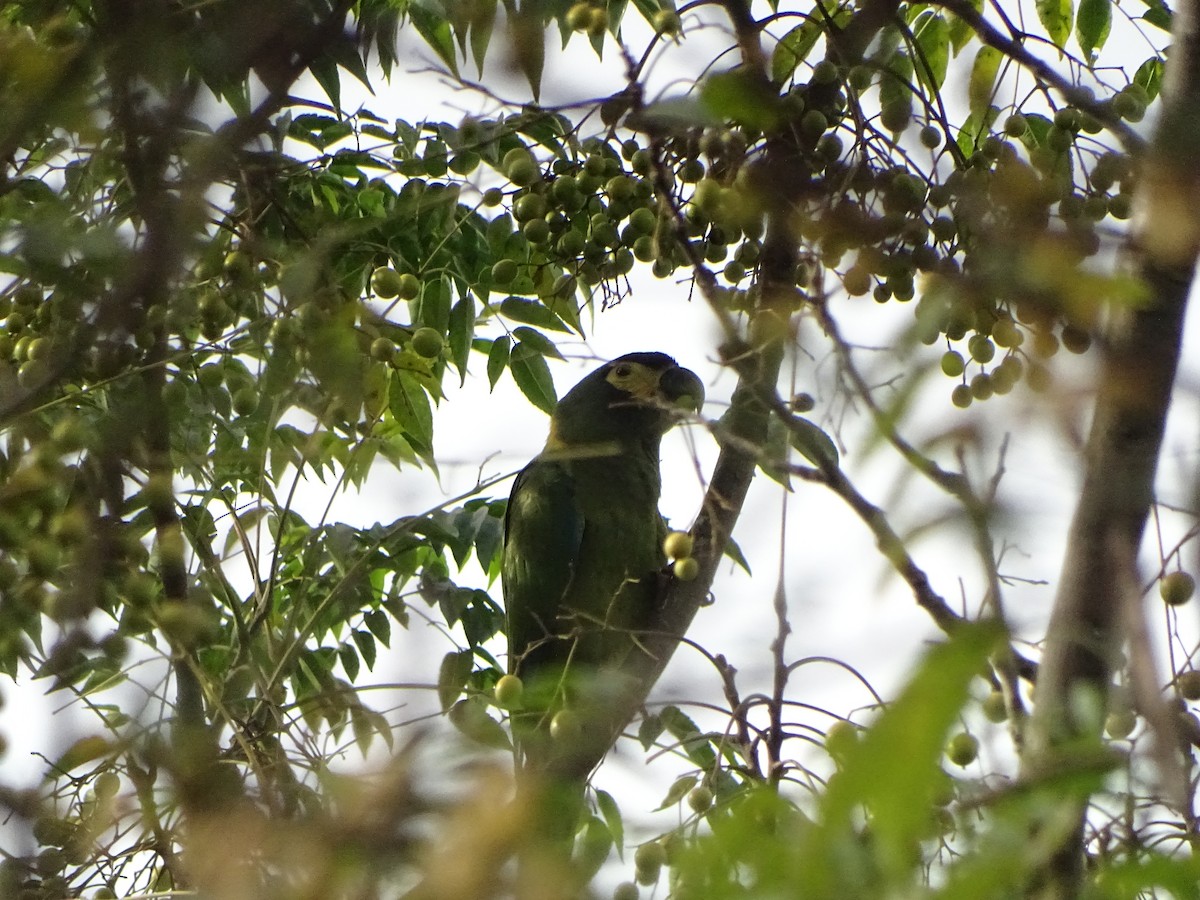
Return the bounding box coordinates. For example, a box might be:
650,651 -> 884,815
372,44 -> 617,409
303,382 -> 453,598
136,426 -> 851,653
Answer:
658,366 -> 705,415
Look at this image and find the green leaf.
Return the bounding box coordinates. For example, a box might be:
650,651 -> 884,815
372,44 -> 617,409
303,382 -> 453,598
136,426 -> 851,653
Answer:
638,711 -> 665,750
339,643 -> 360,681
722,535 -> 752,575
626,96 -> 723,134
595,790 -> 625,857
309,58 -> 342,112
389,371 -> 434,453
1134,56 -> 1165,99
364,609 -> 391,647
575,815 -> 614,882
437,649 -> 474,712
487,335 -> 511,390
1140,0 -> 1173,30
409,2 -> 460,76
1036,0 -> 1073,48
473,513 -> 504,574
1075,0 -> 1111,62
947,0 -> 984,54
448,294 -> 475,384
912,12 -> 950,90
468,0 -> 497,73
500,296 -> 570,332
661,705 -> 718,769
509,341 -> 557,414
771,22 -> 824,84
816,622 -> 1003,884
352,629 -> 377,670
508,8 -> 545,100
657,774 -> 699,811
788,416 -> 839,469
968,45 -> 1003,119
413,275 -> 452,333
699,70 -> 783,131
54,735 -> 112,773
447,697 -> 510,748
512,326 -> 564,360
1015,112 -> 1053,150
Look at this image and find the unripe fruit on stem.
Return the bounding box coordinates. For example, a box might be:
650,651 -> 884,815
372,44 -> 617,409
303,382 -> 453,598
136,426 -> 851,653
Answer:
1105,709 -> 1136,739
1161,571 -> 1195,606
946,731 -> 979,767
550,709 -> 582,743
652,9 -> 680,35
982,691 -> 1008,723
411,327 -> 444,359
941,350 -> 965,377
491,259 -> 518,284
232,388 -> 259,416
397,273 -> 421,300
566,1 -> 592,30
370,267 -> 404,298
663,531 -> 694,560
673,557 -> 700,581
370,337 -> 396,362
493,674 -> 524,708
687,786 -> 714,813
633,841 -> 667,874
824,719 -> 858,759
1177,670 -> 1200,701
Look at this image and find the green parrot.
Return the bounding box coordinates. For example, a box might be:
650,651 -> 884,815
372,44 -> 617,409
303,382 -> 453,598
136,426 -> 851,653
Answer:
502,352 -> 705,793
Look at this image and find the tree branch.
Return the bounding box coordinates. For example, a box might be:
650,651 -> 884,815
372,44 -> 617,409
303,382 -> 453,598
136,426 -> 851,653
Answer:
1022,0 -> 1200,890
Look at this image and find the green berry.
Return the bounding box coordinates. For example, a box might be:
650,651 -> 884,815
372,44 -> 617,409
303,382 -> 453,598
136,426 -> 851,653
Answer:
1178,671 -> 1200,701
812,60 -> 839,85
550,708 -> 582,742
494,674 -> 524,709
663,531 -> 694,560
397,273 -> 421,300
946,731 -> 979,767
1161,571 -> 1195,606
634,841 -> 667,874
800,109 -> 828,139
491,259 -> 519,284
370,337 -> 396,363
1105,709 -> 1137,739
513,192 -> 547,221
969,373 -> 993,401
940,350 -> 965,377
687,785 -> 714,812
968,334 -> 995,363
370,267 -> 403,298
231,387 -> 259,416
411,327 -> 444,359
982,691 -> 1008,723
566,1 -> 592,30
652,9 -> 681,35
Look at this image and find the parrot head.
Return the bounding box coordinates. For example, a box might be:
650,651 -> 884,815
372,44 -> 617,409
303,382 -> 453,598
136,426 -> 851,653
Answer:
546,352 -> 704,450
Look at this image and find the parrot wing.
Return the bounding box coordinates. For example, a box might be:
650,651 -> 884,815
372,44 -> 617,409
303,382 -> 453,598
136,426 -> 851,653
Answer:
503,456 -> 585,681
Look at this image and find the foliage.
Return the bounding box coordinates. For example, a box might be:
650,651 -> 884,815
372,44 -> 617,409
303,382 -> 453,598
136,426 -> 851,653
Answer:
0,0 -> 1194,897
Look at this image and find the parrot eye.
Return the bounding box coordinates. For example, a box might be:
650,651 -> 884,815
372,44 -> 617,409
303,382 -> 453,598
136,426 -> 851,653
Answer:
613,363 -> 633,378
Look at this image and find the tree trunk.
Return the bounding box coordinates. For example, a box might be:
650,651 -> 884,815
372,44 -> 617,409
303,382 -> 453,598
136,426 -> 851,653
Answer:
1022,0 -> 1200,893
